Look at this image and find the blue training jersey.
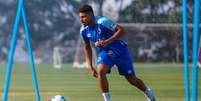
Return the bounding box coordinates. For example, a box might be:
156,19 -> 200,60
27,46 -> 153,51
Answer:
80,16 -> 127,56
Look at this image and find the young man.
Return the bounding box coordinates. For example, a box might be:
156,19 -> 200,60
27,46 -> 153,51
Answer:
79,4 -> 156,101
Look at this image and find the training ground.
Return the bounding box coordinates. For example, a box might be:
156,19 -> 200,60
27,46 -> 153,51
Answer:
0,63 -> 200,101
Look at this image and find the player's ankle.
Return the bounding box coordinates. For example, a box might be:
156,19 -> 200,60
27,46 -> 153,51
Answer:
145,88 -> 151,94
145,88 -> 156,101
102,92 -> 111,101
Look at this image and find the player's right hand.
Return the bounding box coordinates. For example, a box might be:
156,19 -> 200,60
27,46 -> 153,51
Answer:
91,68 -> 98,78
95,40 -> 108,48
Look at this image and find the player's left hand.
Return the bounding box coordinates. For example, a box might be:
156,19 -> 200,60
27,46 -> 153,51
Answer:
95,40 -> 108,47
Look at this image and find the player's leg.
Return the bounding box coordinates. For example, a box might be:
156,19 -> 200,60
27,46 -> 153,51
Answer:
97,64 -> 111,101
96,51 -> 114,101
114,47 -> 156,101
117,64 -> 156,101
197,35 -> 201,68
125,75 -> 146,92
125,75 -> 156,101
97,64 -> 110,92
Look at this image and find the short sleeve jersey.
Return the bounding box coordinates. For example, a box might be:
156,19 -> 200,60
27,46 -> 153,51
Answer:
80,16 -> 127,56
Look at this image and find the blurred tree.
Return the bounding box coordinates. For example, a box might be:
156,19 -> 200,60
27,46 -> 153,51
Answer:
115,0 -> 123,14
24,0 -> 81,48
0,0 -> 83,62
0,0 -> 199,62
119,0 -> 197,23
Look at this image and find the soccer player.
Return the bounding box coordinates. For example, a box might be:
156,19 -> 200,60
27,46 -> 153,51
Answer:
78,4 -> 156,101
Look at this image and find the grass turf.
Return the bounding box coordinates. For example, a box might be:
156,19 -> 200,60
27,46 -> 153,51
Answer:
0,63 -> 200,101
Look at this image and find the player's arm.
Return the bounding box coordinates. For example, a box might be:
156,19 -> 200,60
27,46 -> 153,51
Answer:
104,25 -> 124,45
96,25 -> 124,47
83,41 -> 98,78
96,17 -> 125,47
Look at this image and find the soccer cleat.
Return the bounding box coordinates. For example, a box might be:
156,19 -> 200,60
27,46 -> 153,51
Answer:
145,88 -> 156,101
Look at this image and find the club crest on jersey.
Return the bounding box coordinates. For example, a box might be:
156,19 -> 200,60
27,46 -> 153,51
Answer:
98,28 -> 102,34
87,33 -> 91,37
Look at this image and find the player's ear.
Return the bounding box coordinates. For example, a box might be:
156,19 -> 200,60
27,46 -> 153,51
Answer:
88,12 -> 94,17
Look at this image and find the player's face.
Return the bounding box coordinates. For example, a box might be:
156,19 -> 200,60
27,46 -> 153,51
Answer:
79,12 -> 91,26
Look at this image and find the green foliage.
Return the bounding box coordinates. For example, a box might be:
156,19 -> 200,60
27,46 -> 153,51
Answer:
119,0 -> 197,23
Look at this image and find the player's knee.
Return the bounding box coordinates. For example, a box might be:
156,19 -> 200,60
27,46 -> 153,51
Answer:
126,76 -> 139,85
97,68 -> 106,77
97,65 -> 107,77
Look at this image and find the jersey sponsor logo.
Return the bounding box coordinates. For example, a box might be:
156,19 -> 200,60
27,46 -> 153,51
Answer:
87,33 -> 91,38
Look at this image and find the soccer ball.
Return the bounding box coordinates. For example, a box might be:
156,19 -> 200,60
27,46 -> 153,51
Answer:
48,95 -> 67,101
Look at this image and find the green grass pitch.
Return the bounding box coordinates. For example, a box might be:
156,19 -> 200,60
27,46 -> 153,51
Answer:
0,63 -> 200,101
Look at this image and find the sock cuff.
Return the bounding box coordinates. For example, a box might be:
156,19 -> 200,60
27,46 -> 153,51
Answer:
102,92 -> 110,96
145,88 -> 151,94
102,92 -> 111,101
